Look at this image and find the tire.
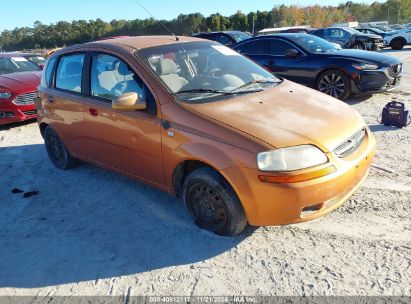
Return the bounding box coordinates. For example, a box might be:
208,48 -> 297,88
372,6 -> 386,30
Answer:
182,167 -> 247,236
44,127 -> 77,170
390,38 -> 405,50
316,69 -> 351,101
352,42 -> 365,50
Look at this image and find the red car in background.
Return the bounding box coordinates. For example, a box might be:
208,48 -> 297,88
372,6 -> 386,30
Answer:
0,53 -> 42,125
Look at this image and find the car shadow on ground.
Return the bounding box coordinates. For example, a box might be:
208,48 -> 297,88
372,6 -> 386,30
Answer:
0,144 -> 253,288
380,47 -> 411,53
368,124 -> 401,132
0,119 -> 37,131
345,94 -> 373,105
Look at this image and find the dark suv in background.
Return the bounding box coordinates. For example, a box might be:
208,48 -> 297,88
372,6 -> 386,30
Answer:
310,27 -> 383,51
192,31 -> 251,47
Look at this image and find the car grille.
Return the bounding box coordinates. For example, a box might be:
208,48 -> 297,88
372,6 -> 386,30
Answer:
21,110 -> 37,116
387,64 -> 402,78
333,128 -> 366,158
13,91 -> 38,105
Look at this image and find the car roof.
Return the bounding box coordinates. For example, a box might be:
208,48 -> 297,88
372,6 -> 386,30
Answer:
195,31 -> 245,35
0,52 -> 40,57
54,35 -> 205,55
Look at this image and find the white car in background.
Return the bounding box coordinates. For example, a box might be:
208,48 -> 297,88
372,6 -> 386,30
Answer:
384,26 -> 411,50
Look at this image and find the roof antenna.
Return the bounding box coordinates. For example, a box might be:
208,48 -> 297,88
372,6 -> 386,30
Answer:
133,0 -> 179,41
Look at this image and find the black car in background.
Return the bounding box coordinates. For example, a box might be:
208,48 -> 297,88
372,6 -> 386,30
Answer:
356,27 -> 388,40
233,34 -> 402,100
192,31 -> 251,47
310,27 -> 383,51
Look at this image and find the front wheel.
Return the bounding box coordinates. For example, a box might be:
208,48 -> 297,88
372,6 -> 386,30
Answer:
316,70 -> 351,100
352,42 -> 366,50
183,167 -> 247,236
44,127 -> 77,170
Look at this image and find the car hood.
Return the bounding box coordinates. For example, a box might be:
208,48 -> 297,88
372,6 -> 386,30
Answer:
325,49 -> 401,65
356,33 -> 382,39
0,71 -> 42,91
182,81 -> 366,152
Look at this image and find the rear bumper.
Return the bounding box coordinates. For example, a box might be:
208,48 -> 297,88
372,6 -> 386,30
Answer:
221,130 -> 376,226
0,104 -> 37,125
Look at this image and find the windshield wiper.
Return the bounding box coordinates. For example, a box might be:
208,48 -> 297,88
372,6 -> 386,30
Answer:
173,89 -> 232,95
230,79 -> 281,93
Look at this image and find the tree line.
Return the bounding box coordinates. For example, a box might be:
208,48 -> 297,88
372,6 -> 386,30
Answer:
1,0 -> 410,51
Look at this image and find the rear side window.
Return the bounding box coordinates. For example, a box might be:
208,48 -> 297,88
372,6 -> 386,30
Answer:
41,56 -> 57,88
214,34 -> 233,46
235,40 -> 268,55
55,53 -> 85,93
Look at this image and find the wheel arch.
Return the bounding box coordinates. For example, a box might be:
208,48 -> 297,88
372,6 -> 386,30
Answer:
39,122 -> 49,138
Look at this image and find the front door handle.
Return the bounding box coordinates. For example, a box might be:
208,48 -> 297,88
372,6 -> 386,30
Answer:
48,97 -> 54,103
268,60 -> 274,65
89,108 -> 98,116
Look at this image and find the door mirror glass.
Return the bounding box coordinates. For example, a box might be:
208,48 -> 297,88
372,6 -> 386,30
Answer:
285,49 -> 300,58
112,92 -> 146,111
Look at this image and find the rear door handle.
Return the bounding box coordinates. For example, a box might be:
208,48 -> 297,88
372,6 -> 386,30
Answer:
89,108 -> 98,116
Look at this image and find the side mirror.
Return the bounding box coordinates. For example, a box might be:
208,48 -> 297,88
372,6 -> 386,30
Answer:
285,49 -> 300,58
112,92 -> 146,111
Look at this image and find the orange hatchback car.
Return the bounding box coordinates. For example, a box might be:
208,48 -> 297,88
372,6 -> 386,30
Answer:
37,36 -> 376,236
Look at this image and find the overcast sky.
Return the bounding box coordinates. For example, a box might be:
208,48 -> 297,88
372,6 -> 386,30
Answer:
0,0 -> 381,32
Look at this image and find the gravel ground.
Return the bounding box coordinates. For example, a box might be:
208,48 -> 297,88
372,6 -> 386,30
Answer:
0,47 -> 410,297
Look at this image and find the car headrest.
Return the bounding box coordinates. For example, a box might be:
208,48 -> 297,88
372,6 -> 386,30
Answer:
117,61 -> 132,76
160,58 -> 178,75
66,62 -> 82,75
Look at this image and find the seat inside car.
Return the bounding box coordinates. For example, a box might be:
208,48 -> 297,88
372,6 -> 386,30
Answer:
159,58 -> 188,93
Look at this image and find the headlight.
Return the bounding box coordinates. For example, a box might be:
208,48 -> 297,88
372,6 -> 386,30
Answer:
0,92 -> 12,99
257,145 -> 328,172
352,63 -> 380,70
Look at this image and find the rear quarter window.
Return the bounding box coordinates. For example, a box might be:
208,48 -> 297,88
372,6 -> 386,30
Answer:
41,56 -> 58,88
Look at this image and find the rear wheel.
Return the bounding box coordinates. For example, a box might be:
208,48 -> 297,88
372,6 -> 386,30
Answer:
316,70 -> 351,100
390,38 -> 405,50
183,167 -> 247,236
44,127 -> 77,170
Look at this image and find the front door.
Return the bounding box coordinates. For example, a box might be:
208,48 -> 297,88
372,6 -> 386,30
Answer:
80,52 -> 165,186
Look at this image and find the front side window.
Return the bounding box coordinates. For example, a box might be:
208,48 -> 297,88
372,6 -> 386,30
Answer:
288,35 -> 339,54
90,53 -> 146,101
55,53 -> 85,93
269,39 -> 295,55
138,41 -> 281,104
0,57 -> 41,75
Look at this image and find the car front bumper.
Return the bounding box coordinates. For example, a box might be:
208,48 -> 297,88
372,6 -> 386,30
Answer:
0,103 -> 37,125
221,128 -> 376,226
351,65 -> 402,94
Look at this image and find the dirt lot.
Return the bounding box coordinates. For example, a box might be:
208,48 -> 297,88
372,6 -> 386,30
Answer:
0,47 -> 410,297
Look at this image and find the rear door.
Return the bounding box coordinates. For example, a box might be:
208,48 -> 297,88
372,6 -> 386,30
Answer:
39,52 -> 90,156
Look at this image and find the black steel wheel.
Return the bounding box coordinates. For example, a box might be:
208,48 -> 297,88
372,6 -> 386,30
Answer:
316,70 -> 351,100
183,167 -> 247,236
44,127 -> 77,170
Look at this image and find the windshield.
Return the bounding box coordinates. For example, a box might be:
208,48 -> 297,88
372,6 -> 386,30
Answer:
231,32 -> 251,42
288,34 -> 339,53
343,27 -> 363,35
0,57 -> 41,75
138,41 -> 281,103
